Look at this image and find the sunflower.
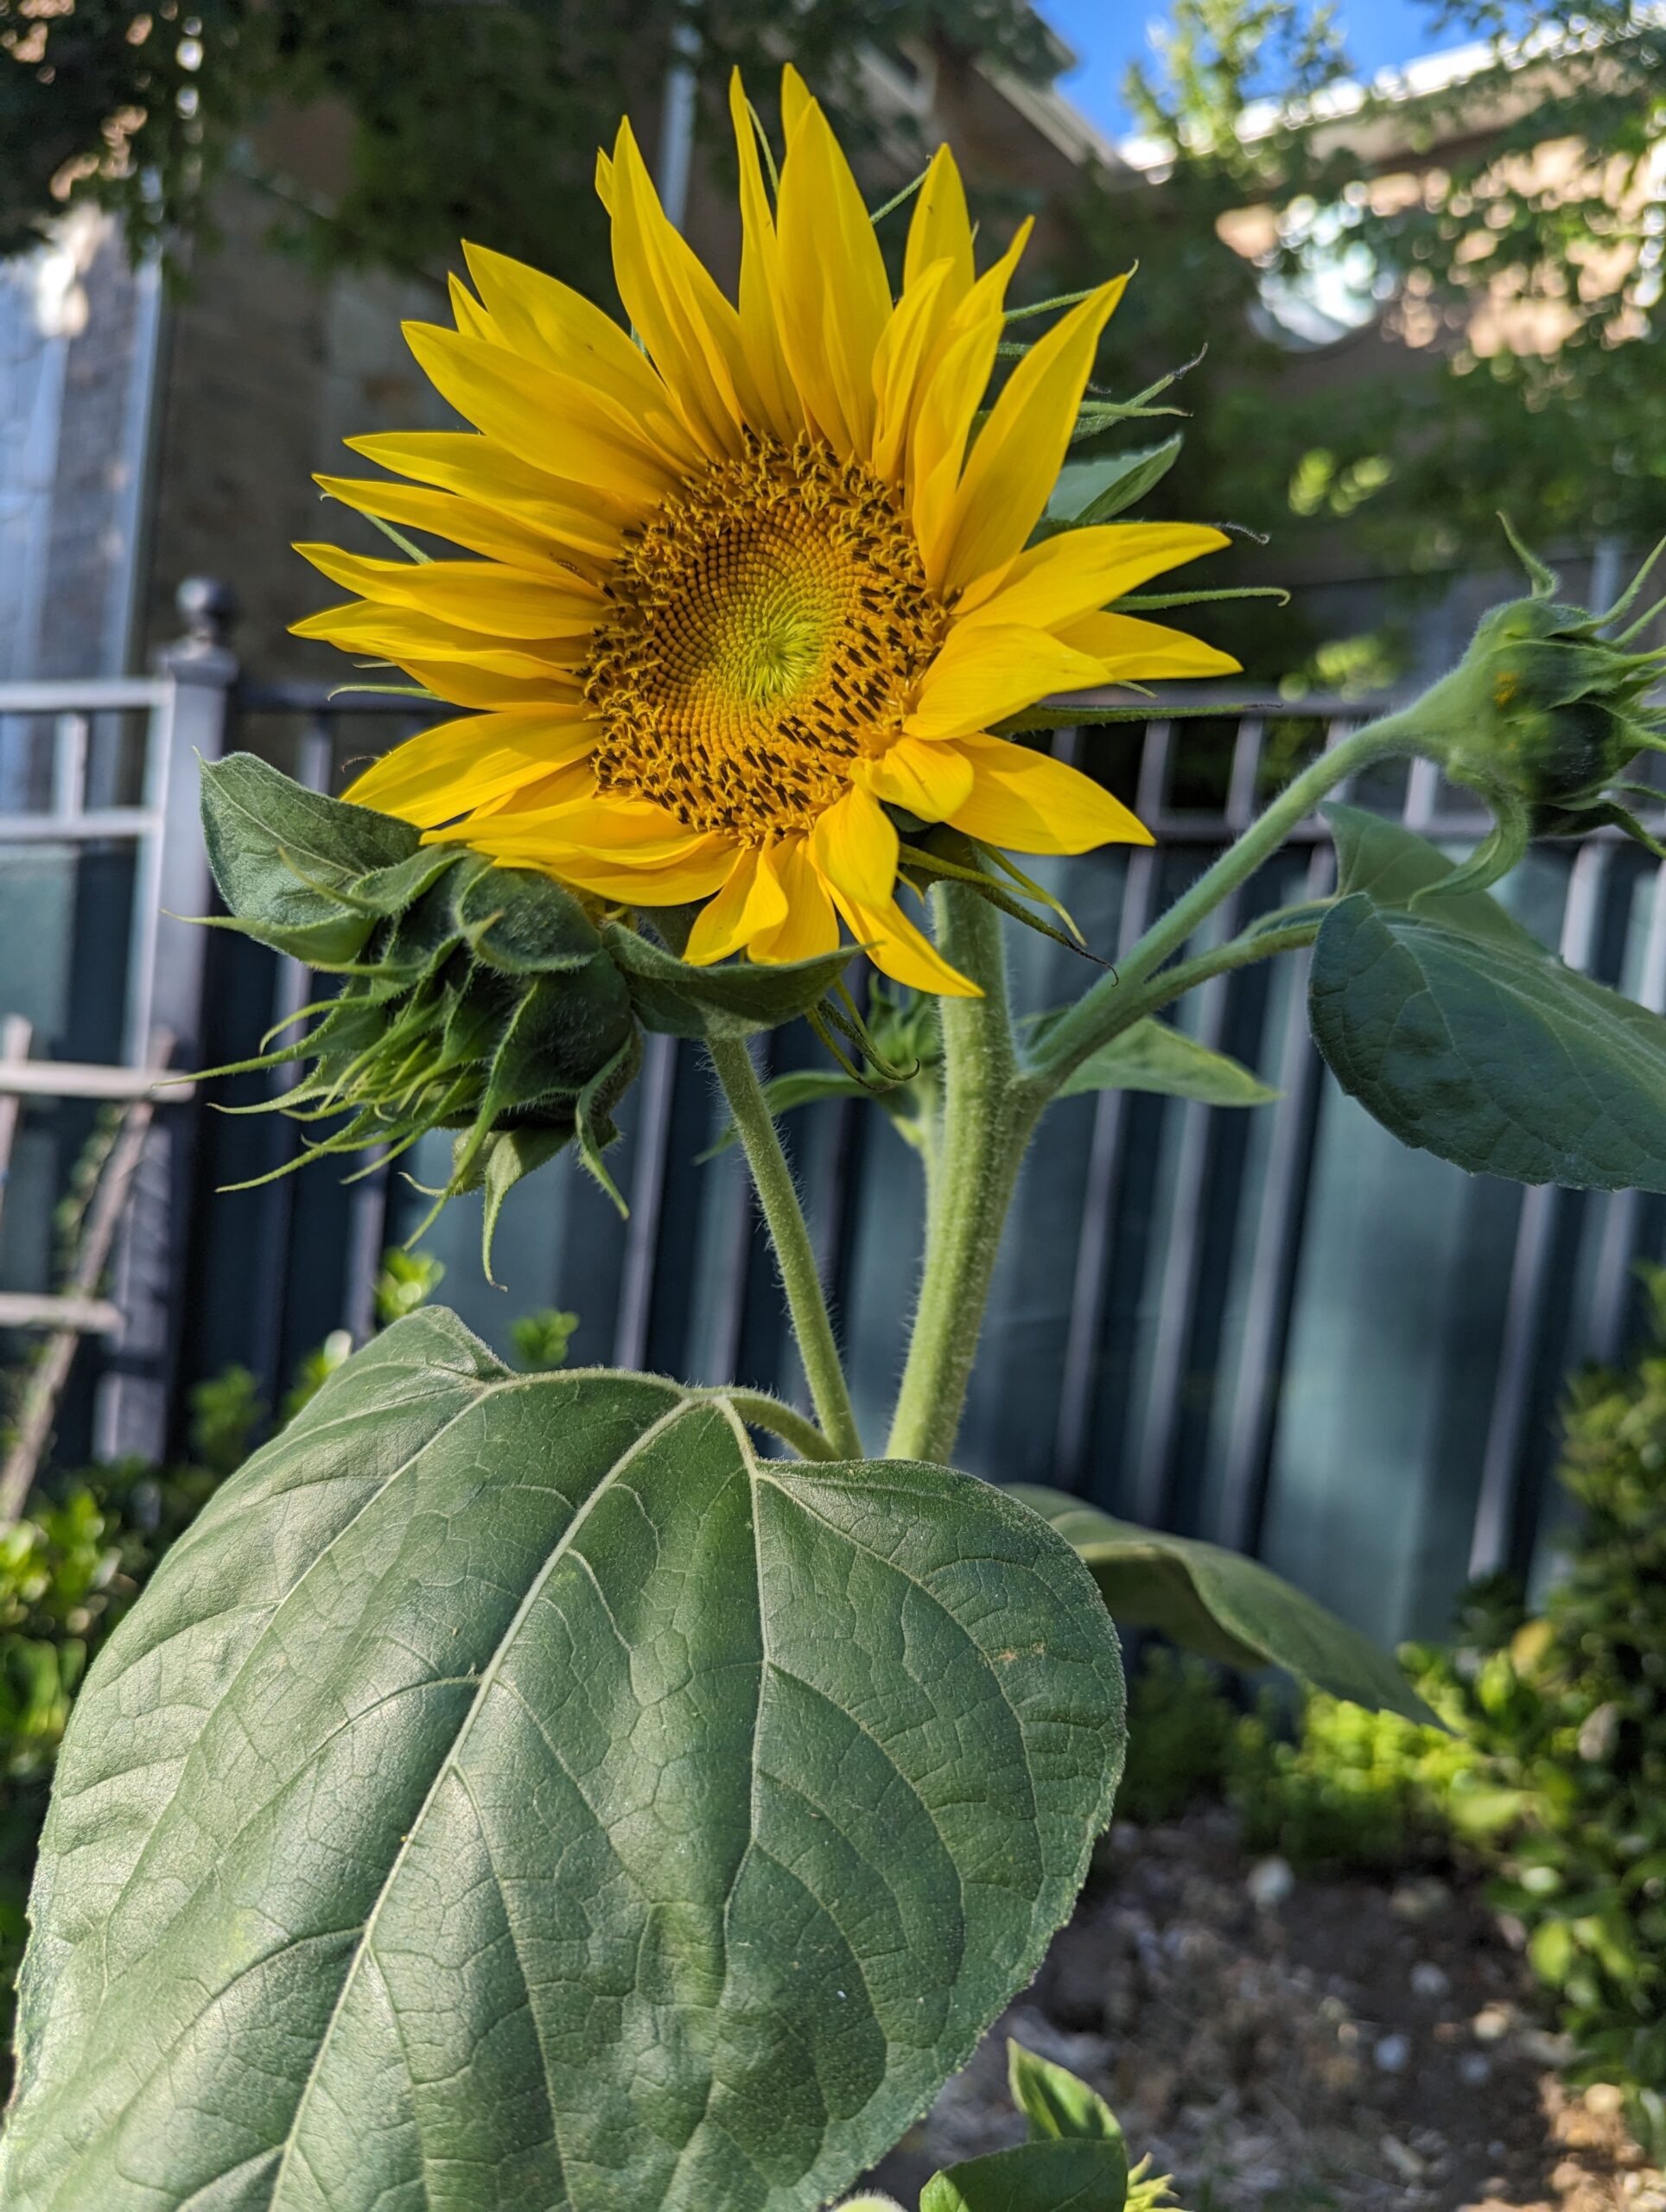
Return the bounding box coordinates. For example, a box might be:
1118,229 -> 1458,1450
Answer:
296,69 -> 1237,996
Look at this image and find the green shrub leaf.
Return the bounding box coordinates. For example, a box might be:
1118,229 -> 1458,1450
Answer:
1053,1018 -> 1277,1107
1009,1487 -> 1434,1724
602,921 -> 851,1037
922,2139 -> 1129,2212
1308,891 -> 1666,1191
4,1311 -> 1126,2212
1042,437 -> 1183,532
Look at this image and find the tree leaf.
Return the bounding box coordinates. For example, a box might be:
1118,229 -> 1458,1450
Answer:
1008,1487 -> 1435,1725
603,921 -> 851,1038
5,1312 -> 1127,2212
1008,2042 -> 1126,2144
1042,437 -> 1183,531
200,752 -> 419,964
1308,892 -> 1666,1191
1053,1017 -> 1277,1107
922,2139 -> 1129,2212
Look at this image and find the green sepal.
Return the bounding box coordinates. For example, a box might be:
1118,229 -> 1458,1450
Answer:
602,920 -> 850,1038
1050,1017 -> 1277,1108
1010,1486 -> 1438,1725
922,2138 -> 1129,2212
1008,2042 -> 1127,2144
471,1127 -> 571,1281
1039,436 -> 1183,537
200,751 -> 420,963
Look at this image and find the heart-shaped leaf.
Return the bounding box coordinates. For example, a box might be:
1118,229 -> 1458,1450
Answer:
1009,1487 -> 1434,1724
1308,891 -> 1666,1190
5,1312 -> 1126,2212
1053,1018 -> 1277,1107
604,920 -> 851,1037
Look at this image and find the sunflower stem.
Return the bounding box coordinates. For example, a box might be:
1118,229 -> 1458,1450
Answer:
706,1033 -> 863,1460
886,879 -> 1036,1466
1026,710 -> 1429,1096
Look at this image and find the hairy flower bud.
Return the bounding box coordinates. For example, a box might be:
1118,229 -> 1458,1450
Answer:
197,754 -> 639,1273
1427,530 -> 1665,891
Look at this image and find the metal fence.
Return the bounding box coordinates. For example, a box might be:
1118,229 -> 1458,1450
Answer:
3,588 -> 1663,1645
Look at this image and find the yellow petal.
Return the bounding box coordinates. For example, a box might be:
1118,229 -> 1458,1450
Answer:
870,257 -> 954,486
939,276 -> 1129,597
822,881 -> 978,998
344,432 -> 637,545
448,272 -> 496,346
294,545 -> 601,640
944,734 -> 1154,854
684,845 -> 792,964
519,839 -> 736,906
779,65 -> 811,142
342,708 -> 598,824
608,119 -> 755,457
808,783 -> 899,907
314,474 -> 615,577
1058,609 -> 1243,679
906,623 -> 1110,742
728,71 -> 803,445
775,95 -> 893,459
957,523 -> 1230,630
404,321 -> 681,510
291,599 -> 582,680
748,837 -> 841,963
904,145 -> 976,305
467,758 -> 596,820
909,310 -> 1006,575
400,658 -> 583,711
856,734 -> 975,821
460,241 -> 680,438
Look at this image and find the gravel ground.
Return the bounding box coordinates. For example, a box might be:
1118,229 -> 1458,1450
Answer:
866,1810 -> 1665,2212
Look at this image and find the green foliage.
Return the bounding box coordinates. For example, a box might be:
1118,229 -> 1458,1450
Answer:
0,0 -> 1052,282
1078,0 -> 1666,667
1011,1485 -> 1435,1721
1,1309 -> 1127,2212
510,1306 -> 580,1369
1117,1646 -> 1240,1825
1052,1017 -> 1278,1108
372,1244 -> 446,1325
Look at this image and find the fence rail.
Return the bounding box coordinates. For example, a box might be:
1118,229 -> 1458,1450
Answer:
3,590 -> 1663,1643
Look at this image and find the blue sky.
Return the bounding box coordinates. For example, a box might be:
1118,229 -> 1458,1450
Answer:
1036,0 -> 1459,135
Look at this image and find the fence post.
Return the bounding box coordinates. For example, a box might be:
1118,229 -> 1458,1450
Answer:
93,579 -> 238,1465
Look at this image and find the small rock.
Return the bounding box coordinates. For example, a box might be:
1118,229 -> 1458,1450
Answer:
1472,2003 -> 1513,2043
1519,2026 -> 1576,2067
1245,1856 -> 1294,1910
1380,2133 -> 1425,2183
1584,2082 -> 1625,2120
1375,2032 -> 1412,2075
1391,1874 -> 1452,1922
1409,1961 -> 1450,1999
1458,2051 -> 1493,2087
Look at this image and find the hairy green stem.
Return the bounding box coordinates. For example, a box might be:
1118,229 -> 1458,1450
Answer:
706,1033 -> 863,1459
686,1387 -> 839,1462
886,881 -> 1036,1465
1028,711 -> 1427,1094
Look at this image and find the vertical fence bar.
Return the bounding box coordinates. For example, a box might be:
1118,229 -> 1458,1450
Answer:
96,582 -> 238,1461
1588,853 -> 1666,1363
1468,838 -> 1612,1578
613,1033 -> 678,1370
1053,721 -> 1174,1491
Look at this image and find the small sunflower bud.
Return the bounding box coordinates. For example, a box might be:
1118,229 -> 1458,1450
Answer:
197,754 -> 639,1274
1425,528 -> 1665,893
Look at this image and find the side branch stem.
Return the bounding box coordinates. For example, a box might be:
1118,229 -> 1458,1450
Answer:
706,1033 -> 863,1460
1027,712 -> 1426,1093
886,880 -> 1035,1465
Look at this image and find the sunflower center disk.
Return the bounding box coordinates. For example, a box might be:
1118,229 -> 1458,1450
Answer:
585,435 -> 943,841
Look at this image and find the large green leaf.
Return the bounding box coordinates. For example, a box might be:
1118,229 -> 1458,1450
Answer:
1323,800 -> 1541,949
603,920 -> 851,1038
1308,891 -> 1666,1190
1009,1487 -> 1434,1725
921,2139 -> 1129,2212
1040,438 -> 1183,533
5,1312 -> 1126,2212
1053,1017 -> 1277,1107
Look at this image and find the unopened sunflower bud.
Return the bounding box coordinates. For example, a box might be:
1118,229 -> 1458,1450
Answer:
1423,529 -> 1665,893
196,753 -> 639,1274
